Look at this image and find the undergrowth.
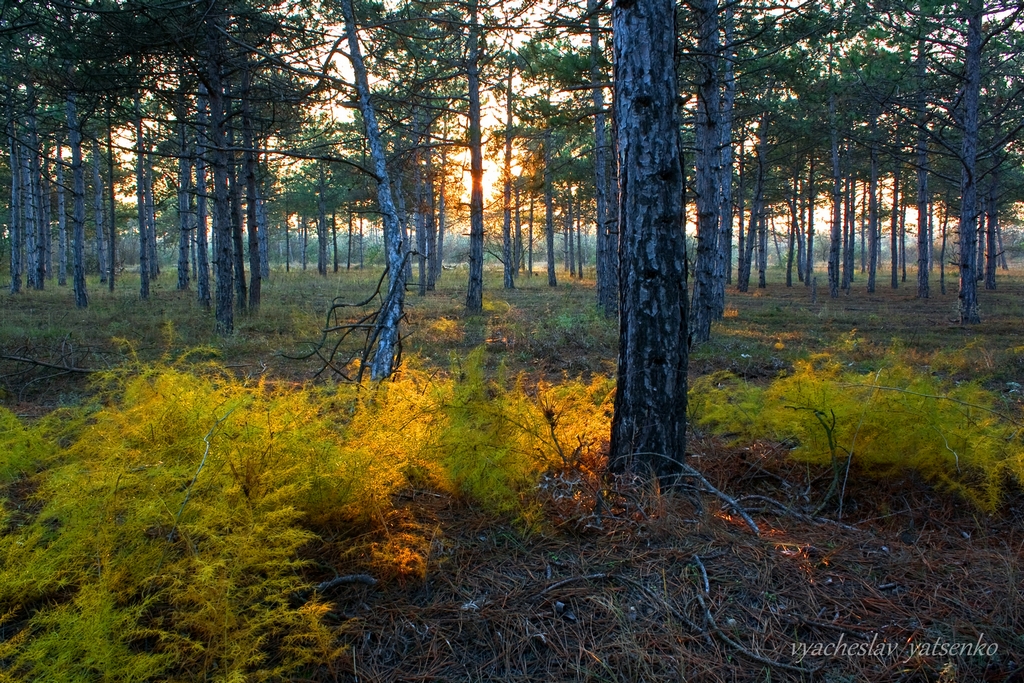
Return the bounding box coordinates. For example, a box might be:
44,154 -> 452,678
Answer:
690,353 -> 1024,511
0,350 -> 610,682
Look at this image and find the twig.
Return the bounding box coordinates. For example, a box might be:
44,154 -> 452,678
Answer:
168,406 -> 238,544
540,573 -> 610,595
315,574 -> 378,592
1,354 -> 98,374
627,452 -> 761,535
737,494 -> 862,532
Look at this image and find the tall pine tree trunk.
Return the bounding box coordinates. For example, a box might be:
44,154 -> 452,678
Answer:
828,94 -> 842,298
341,0 -> 408,379
890,165 -> 900,289
544,129 -> 557,287
205,22 -> 235,333
135,93 -> 150,300
590,0 -> 615,314
8,120 -> 22,293
66,90 -> 88,308
690,0 -> 721,344
867,114 -> 879,293
57,140 -> 67,287
91,139 -> 107,284
195,88 -> 211,308
465,0 -> 485,312
609,0 -> 688,482
502,67 -> 515,290
957,1 -> 982,323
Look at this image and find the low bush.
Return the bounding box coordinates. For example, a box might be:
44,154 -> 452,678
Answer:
0,352 -> 610,681
690,353 -> 1024,511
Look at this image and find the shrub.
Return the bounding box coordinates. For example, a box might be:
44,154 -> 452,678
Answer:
690,354 -> 1024,510
0,353 -> 613,680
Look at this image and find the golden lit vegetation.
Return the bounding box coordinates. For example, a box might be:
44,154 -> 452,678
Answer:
690,352 -> 1024,511
0,351 -> 611,681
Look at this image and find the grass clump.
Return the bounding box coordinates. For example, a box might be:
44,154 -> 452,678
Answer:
690,353 -> 1024,511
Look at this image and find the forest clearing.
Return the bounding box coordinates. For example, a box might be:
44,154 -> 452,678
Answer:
1,267 -> 1022,682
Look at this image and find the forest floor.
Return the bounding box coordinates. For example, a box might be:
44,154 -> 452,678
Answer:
1,265 -> 1023,682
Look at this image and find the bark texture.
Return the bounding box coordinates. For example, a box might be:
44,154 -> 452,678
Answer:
609,0 -> 688,483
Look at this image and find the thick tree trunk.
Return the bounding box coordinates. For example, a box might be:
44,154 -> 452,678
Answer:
66,91 -> 88,308
957,2 -> 982,323
227,129 -> 247,310
609,0 -> 688,483
465,0 -> 485,312
342,0 -> 408,379
206,23 -> 235,333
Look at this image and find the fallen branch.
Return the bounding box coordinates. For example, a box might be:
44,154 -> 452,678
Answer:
1,354 -> 98,374
738,494 -> 862,532
624,452 -> 761,535
540,573 -> 611,595
292,573 -> 379,605
315,574 -> 378,592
